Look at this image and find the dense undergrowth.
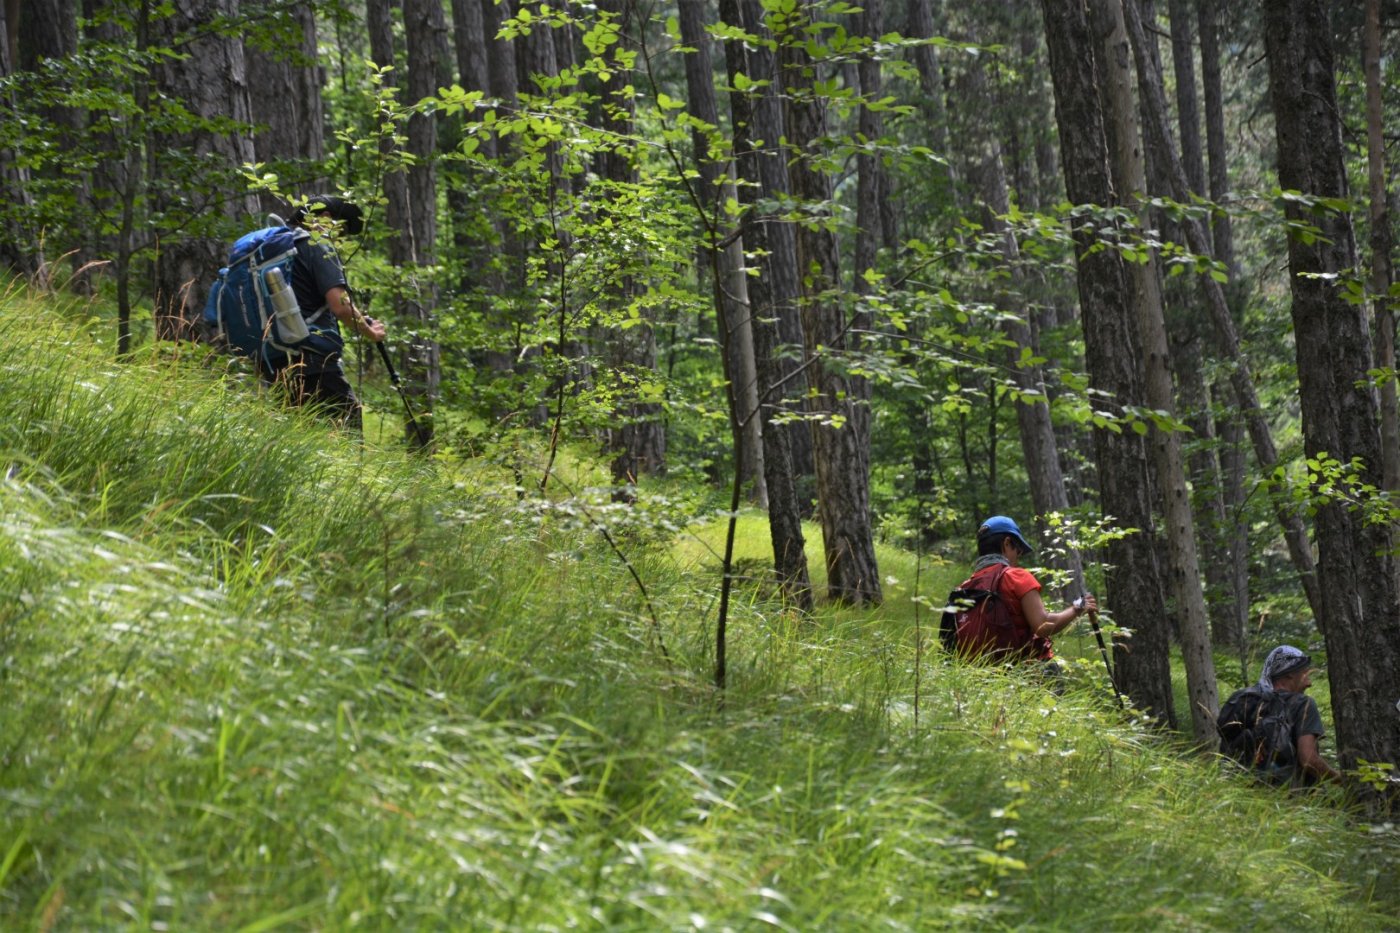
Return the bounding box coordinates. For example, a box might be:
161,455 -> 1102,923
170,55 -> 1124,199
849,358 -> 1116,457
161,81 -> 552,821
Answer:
2,292 -> 1398,931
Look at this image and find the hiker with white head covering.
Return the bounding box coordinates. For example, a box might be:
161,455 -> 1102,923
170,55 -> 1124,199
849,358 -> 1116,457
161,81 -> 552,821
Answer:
1217,644 -> 1341,786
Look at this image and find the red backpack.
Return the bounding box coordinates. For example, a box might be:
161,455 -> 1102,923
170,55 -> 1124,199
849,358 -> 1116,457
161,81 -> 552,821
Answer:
940,564 -> 1043,661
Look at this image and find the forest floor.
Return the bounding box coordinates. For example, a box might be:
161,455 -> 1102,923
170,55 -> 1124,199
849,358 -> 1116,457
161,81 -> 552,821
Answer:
2,293 -> 1398,930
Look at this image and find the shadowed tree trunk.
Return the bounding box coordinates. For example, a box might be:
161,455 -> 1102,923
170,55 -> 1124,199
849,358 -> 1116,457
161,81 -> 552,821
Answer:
150,0 -> 259,341
1198,0 -> 1248,648
1262,0 -> 1400,771
966,61 -> 1085,596
246,1 -> 325,210
741,0 -> 815,488
400,0 -> 445,448
1040,0 -> 1174,724
1165,0 -> 1238,649
1363,0 -> 1400,493
0,0 -> 45,281
1120,0 -> 1324,623
1092,0 -> 1217,743
719,0 -> 812,608
599,0 -> 663,497
780,1 -> 881,605
679,0 -> 767,508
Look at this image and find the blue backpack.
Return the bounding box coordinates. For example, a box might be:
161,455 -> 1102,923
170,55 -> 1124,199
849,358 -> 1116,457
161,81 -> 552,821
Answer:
204,224 -> 324,372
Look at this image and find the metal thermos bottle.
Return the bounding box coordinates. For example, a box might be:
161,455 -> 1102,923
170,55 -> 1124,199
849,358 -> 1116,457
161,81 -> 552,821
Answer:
264,266 -> 309,342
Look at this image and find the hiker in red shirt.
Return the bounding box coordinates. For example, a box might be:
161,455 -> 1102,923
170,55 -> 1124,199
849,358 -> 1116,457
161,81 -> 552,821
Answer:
946,515 -> 1097,664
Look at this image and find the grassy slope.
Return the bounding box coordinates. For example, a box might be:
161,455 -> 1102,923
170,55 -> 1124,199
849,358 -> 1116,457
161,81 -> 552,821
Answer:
1,294 -> 1397,931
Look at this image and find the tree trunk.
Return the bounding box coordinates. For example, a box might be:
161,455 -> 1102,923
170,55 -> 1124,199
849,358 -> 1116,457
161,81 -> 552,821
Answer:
1040,0 -> 1174,724
1196,0 -> 1233,273
1262,0 -> 1400,771
1363,0 -> 1400,493
905,0 -> 951,178
1163,0 -> 1237,649
367,0 -> 410,257
780,3 -> 881,605
0,0 -> 44,281
741,0 -> 815,487
597,0 -> 663,495
968,62 -> 1085,595
15,0 -> 77,283
246,2 -> 326,210
852,0 -> 886,488
719,0 -> 813,608
1095,0 -> 1218,743
1120,0 -> 1324,623
679,0 -> 766,507
1198,0 -> 1248,645
1167,0 -> 1203,194
400,0 -> 445,447
150,0 -> 260,341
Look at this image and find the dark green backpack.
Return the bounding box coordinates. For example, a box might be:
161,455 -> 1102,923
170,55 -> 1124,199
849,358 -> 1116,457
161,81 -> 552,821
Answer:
1218,687 -> 1296,782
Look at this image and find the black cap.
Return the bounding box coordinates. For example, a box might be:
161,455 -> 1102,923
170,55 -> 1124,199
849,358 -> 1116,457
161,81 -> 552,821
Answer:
292,195 -> 364,236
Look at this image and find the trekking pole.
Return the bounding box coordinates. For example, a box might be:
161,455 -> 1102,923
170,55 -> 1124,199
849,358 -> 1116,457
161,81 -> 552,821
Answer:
374,338 -> 432,449
1084,598 -> 1126,711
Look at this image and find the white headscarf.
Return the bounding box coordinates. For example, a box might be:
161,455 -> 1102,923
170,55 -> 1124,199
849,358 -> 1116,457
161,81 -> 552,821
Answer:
1257,645 -> 1310,692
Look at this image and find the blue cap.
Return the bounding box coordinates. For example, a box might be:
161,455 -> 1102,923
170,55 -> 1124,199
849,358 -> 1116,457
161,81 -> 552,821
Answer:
978,515 -> 1033,555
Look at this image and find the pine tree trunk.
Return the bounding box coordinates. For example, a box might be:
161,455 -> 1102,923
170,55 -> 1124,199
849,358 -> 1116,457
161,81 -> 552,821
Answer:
967,62 -> 1085,595
719,0 -> 813,608
780,2 -> 881,606
1363,0 -> 1400,493
1196,0 -> 1233,273
597,0 -> 663,496
150,0 -> 259,341
246,1 -> 326,210
401,0 -> 444,447
740,0 -> 815,487
1262,0 -> 1400,771
1040,0 -> 1175,724
0,0 -> 44,281
1198,0 -> 1248,646
1120,0 -> 1324,622
1102,0 -> 1220,742
679,0 -> 766,507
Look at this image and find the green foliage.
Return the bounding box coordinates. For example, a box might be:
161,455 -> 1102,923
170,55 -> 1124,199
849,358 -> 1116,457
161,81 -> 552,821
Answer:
1,292 -> 1397,929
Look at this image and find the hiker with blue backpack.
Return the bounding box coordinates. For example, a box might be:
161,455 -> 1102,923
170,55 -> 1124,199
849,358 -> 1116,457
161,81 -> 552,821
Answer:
1217,645 -> 1341,787
941,515 -> 1098,667
204,195 -> 385,430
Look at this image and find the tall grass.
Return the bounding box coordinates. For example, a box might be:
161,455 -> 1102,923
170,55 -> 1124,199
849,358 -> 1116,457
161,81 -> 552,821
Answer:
1,293 -> 1397,930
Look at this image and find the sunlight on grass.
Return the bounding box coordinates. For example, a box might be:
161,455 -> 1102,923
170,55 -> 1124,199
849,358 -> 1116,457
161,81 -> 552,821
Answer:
1,295 -> 1396,929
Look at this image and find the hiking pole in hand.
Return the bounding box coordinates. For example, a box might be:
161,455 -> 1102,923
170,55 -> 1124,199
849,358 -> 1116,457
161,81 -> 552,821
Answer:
373,337 -> 431,449
1081,595 -> 1126,711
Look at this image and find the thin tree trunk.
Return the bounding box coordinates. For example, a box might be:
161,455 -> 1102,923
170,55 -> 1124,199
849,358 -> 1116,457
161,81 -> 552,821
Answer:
1364,0 -> 1400,492
1096,0 -> 1218,738
1167,0 -> 1235,648
1121,0 -> 1323,622
1196,0 -> 1233,273
780,2 -> 881,605
740,0 -> 815,486
367,0 -> 410,259
970,63 -> 1085,595
1262,0 -> 1400,771
679,0 -> 766,507
1040,0 -> 1174,724
852,0 -> 886,483
400,0 -> 444,447
719,0 -> 812,607
1197,0 -> 1248,643
598,0 -> 663,495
